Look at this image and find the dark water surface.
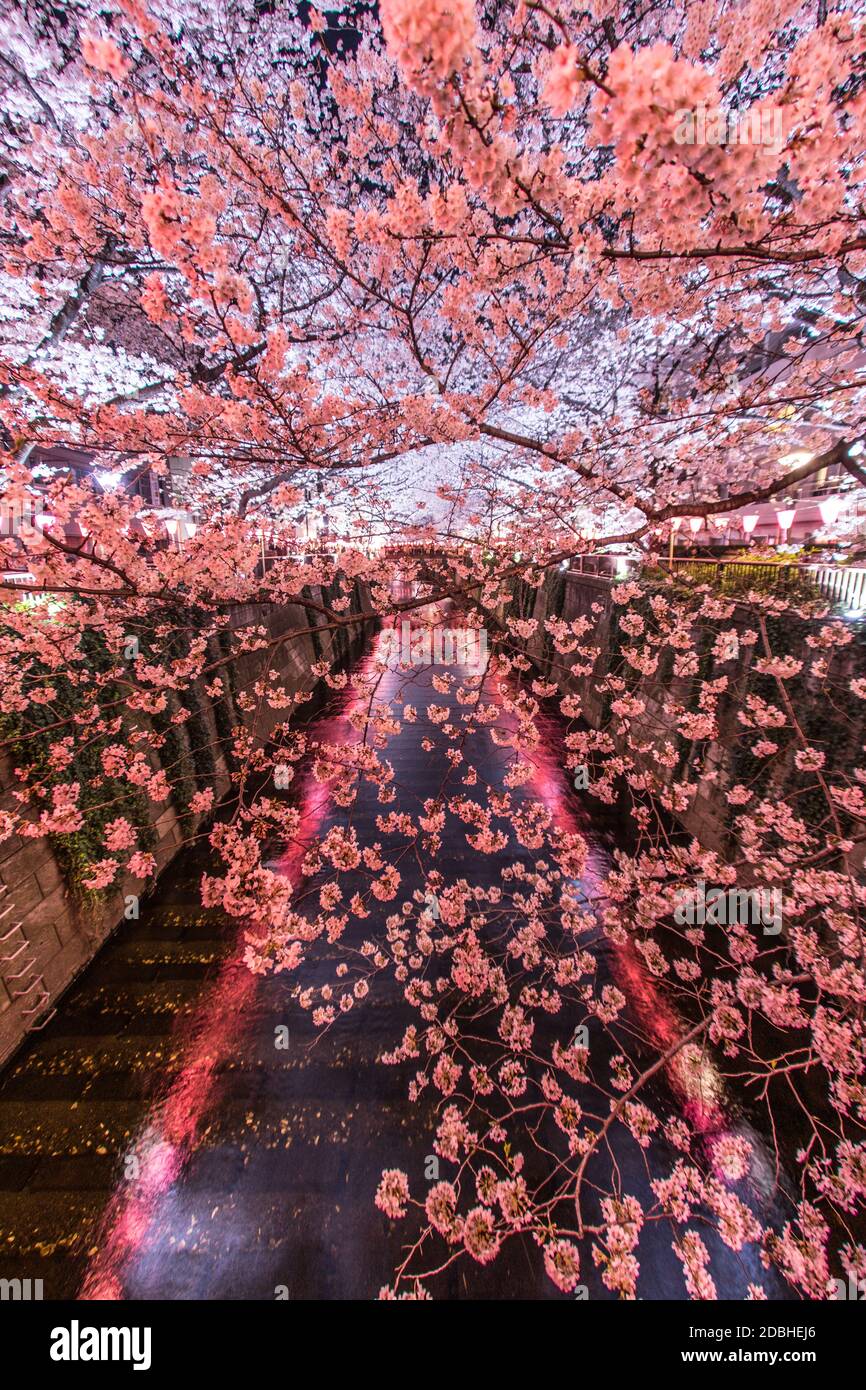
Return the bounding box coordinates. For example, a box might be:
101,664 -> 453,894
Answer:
0,618 -> 795,1300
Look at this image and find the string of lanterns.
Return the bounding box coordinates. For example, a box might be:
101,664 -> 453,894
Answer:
670,494 -> 850,547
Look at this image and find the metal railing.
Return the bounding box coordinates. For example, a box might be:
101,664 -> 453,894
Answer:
804,563 -> 866,610
559,555 -> 866,611
668,557 -> 866,609
569,554 -> 631,578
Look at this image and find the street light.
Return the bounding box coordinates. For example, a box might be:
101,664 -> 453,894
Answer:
741,514 -> 759,546
94,470 -> 124,492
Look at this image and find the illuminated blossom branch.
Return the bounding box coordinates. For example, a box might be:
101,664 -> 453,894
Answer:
0,0 -> 864,1299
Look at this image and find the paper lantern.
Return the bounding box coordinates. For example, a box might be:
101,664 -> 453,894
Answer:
818,497 -> 845,526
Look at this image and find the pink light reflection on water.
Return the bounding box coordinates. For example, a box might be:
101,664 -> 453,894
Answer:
79,664 -> 375,1300
493,658 -> 731,1149
79,629 -> 750,1299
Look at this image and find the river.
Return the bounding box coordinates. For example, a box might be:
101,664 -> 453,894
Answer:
0,606 -> 795,1300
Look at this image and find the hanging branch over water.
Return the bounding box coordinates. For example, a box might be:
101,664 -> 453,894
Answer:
1,0 -> 865,1300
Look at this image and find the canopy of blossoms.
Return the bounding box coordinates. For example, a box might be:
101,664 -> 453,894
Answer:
1,0 -> 865,1299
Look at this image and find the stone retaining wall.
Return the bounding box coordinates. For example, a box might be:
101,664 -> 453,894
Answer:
491,568 -> 866,861
0,582 -> 372,1069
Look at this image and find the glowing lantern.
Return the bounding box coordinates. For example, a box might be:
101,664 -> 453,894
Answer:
818,496 -> 845,527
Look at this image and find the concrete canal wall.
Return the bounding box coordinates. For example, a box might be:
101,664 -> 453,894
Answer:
0,581 -> 372,1070
490,566 -> 866,862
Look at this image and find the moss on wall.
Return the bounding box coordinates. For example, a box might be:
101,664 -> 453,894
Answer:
0,625 -> 155,910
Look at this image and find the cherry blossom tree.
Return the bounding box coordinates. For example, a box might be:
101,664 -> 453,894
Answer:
1,0 -> 865,1299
